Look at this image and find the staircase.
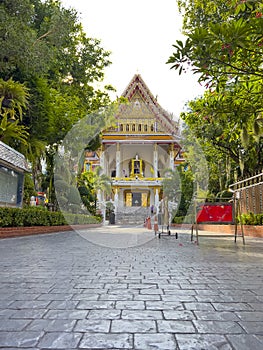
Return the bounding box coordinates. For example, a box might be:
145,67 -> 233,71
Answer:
116,206 -> 150,225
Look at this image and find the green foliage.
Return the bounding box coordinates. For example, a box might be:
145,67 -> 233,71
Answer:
180,84 -> 262,179
0,207 -> 101,227
168,0 -> 263,192
162,165 -> 194,218
172,214 -> 195,224
173,212 -> 263,226
77,167 -> 112,213
0,78 -> 30,120
162,168 -> 182,202
0,0 -> 114,191
23,173 -> 37,205
169,0 -> 263,85
239,212 -> 263,226
77,185 -> 96,215
0,114 -> 29,145
0,78 -> 30,145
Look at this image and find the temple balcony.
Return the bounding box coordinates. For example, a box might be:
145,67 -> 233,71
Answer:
111,177 -> 163,187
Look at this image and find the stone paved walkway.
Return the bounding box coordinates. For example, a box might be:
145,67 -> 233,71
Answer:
0,226 -> 262,349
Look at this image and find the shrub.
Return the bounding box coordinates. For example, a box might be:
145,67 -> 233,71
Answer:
0,208 -> 13,227
172,214 -> 195,224
173,212 -> 263,226
239,212 -> 263,226
0,207 -> 101,227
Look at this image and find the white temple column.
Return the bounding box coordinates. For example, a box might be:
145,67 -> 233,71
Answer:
153,143 -> 158,178
100,149 -> 105,173
169,147 -> 175,171
154,188 -> 159,212
97,189 -> 106,225
97,189 -> 102,206
114,188 -> 119,212
104,152 -> 108,176
116,143 -> 120,178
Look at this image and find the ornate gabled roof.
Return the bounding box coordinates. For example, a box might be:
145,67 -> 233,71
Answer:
117,74 -> 178,135
0,141 -> 29,172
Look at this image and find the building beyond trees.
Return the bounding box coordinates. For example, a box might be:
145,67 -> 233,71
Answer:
0,141 -> 28,207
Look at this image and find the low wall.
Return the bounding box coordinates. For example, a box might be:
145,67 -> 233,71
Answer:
0,224 -> 101,239
172,224 -> 263,238
0,223 -> 262,239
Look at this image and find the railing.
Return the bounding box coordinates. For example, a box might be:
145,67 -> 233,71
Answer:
229,172 -> 263,215
111,177 -> 163,187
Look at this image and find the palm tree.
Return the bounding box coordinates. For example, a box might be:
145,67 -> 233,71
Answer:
0,114 -> 28,145
0,78 -> 29,145
0,78 -> 29,118
78,166 -> 112,212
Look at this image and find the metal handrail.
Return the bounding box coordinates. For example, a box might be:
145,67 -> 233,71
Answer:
229,172 -> 263,188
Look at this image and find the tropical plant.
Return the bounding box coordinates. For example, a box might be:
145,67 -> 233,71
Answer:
0,0 -> 114,193
167,0 -> 263,193
0,78 -> 29,145
78,166 -> 112,213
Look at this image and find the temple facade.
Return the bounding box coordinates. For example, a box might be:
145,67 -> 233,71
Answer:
84,74 -> 183,222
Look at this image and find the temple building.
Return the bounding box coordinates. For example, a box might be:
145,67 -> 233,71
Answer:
84,74 -> 183,223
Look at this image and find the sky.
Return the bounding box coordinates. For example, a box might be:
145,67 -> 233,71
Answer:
60,0 -> 205,119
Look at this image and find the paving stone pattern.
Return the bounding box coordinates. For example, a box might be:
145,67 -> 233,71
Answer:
0,229 -> 263,349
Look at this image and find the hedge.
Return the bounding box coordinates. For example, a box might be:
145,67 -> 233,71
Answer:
172,213 -> 263,226
239,212 -> 263,226
172,215 -> 195,224
0,207 -> 101,228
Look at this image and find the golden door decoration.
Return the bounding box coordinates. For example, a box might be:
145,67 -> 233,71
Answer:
125,192 -> 132,207
142,193 -> 148,207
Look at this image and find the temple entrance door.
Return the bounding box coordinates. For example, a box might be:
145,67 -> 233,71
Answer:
124,190 -> 149,207
132,193 -> 141,206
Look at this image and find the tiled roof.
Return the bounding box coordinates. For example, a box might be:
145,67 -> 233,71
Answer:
120,74 -> 179,135
0,141 -> 29,172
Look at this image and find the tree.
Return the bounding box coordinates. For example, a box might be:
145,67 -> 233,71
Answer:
0,78 -> 29,145
78,167 -> 112,214
161,165 -> 195,220
180,84 -> 262,178
167,0 -> 263,191
168,1 -> 263,86
0,0 -> 114,193
162,168 -> 182,203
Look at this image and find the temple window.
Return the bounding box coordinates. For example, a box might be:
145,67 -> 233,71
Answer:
134,160 -> 140,174
151,124 -> 154,132
128,157 -> 145,178
126,124 -> 129,132
144,124 -> 148,132
85,162 -> 91,171
132,124 -> 136,131
138,124 -> 142,132
120,124 -> 123,131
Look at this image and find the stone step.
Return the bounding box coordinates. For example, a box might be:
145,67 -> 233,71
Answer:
116,206 -> 150,225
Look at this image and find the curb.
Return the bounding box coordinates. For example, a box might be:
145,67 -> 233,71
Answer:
0,224 -> 102,239
171,224 -> 263,238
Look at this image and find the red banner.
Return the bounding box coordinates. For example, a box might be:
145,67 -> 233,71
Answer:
196,203 -> 233,224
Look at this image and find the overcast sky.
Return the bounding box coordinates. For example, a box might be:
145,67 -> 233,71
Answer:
60,0 -> 205,119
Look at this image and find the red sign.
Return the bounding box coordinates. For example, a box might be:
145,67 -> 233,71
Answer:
196,203 -> 233,224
